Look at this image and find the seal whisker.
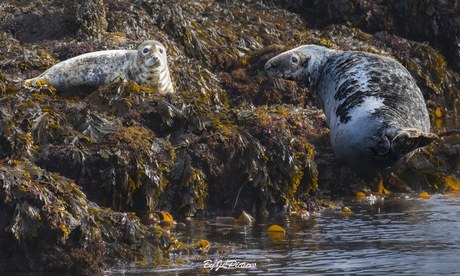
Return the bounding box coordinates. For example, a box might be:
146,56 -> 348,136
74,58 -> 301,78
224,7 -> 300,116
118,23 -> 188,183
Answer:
274,78 -> 285,91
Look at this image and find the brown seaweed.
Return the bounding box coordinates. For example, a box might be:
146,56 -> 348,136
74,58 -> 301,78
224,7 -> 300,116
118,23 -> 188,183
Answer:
1,0 -> 460,273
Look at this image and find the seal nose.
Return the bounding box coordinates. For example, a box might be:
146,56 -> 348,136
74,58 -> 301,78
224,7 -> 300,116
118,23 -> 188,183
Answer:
264,63 -> 272,72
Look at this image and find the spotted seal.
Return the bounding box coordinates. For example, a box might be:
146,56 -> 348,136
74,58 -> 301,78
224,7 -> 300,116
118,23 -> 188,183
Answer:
264,45 -> 438,176
25,40 -> 174,94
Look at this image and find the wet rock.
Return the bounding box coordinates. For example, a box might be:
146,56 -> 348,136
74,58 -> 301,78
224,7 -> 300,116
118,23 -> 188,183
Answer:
210,217 -> 236,225
208,246 -> 233,255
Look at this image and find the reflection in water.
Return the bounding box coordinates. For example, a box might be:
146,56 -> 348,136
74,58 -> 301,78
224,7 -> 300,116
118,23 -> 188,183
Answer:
106,193 -> 460,276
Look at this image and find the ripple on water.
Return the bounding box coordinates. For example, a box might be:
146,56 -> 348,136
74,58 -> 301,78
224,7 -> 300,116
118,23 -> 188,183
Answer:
104,193 -> 460,276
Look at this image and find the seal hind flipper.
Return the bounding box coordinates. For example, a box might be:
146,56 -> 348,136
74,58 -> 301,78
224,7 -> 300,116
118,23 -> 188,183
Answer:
391,128 -> 438,155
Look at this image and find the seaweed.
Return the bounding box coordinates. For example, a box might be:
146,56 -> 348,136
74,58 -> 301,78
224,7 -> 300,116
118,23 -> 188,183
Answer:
64,0 -> 108,40
98,126 -> 173,212
171,150 -> 208,216
2,0 -> 460,273
0,161 -> 174,274
53,41 -> 99,61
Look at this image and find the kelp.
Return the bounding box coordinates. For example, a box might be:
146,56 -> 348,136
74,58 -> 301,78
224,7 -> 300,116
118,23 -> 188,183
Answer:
86,76 -> 157,116
0,31 -> 56,75
218,45 -> 314,107
234,105 -> 320,211
154,104 -> 322,215
143,0 -> 305,66
0,0 -> 456,215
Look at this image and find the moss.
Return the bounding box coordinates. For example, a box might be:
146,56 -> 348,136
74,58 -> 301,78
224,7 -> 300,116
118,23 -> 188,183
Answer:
102,126 -> 154,157
371,31 -> 411,60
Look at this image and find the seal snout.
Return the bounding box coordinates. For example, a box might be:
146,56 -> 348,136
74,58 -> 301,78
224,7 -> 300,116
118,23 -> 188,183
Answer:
145,56 -> 161,67
264,60 -> 280,79
264,62 -> 272,72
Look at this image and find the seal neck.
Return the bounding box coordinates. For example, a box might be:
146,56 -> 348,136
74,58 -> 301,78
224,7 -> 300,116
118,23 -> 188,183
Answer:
127,56 -> 173,94
300,47 -> 337,91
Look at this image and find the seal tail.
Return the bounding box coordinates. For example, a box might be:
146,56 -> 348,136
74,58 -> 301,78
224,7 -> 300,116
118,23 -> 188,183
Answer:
391,128 -> 438,155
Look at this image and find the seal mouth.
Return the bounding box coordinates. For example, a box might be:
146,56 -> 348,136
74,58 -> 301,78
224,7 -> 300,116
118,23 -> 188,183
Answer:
265,69 -> 288,91
145,56 -> 160,67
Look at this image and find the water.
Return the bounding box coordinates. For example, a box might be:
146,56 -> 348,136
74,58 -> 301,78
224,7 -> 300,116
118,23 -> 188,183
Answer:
106,192 -> 460,276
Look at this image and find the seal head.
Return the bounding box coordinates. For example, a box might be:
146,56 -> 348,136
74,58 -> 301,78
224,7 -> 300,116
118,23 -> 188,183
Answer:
127,40 -> 174,93
265,45 -> 437,176
264,45 -> 336,93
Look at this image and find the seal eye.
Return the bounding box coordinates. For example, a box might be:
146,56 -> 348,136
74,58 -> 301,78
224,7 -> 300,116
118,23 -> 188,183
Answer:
142,48 -> 149,54
291,57 -> 298,64
159,48 -> 164,54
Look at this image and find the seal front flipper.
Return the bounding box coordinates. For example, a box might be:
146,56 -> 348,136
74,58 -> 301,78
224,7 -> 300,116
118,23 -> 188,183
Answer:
391,128 -> 438,155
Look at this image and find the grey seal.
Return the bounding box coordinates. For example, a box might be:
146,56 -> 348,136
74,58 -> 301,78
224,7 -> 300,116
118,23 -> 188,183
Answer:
264,45 -> 438,176
26,40 -> 174,94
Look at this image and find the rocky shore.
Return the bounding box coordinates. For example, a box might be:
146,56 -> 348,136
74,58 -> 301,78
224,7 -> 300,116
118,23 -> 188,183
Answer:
1,0 -> 460,274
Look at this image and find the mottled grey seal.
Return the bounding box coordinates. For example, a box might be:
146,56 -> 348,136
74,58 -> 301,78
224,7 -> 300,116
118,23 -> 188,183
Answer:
25,40 -> 174,94
264,45 -> 438,176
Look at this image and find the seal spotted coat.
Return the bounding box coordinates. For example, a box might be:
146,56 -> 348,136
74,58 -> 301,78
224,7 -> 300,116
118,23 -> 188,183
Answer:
26,40 -> 174,94
264,45 -> 438,176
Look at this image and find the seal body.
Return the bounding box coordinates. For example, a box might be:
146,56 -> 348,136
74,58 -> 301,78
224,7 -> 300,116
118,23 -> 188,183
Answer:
26,40 -> 173,94
265,45 -> 437,176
